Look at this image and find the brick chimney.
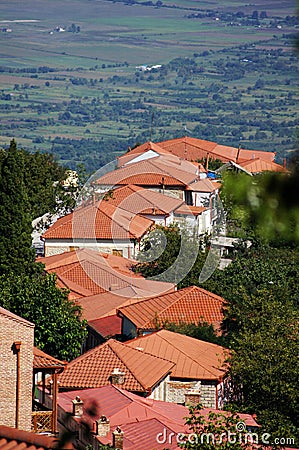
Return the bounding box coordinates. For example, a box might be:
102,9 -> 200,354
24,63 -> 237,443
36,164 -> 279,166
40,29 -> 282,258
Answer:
113,426 -> 124,450
111,368 -> 125,385
96,415 -> 110,436
72,396 -> 84,418
184,388 -> 201,407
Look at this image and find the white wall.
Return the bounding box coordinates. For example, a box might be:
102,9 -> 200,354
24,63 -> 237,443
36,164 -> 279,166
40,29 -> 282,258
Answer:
44,238 -> 138,259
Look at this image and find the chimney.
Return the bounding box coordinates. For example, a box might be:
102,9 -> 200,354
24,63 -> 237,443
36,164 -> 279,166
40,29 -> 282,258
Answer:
184,388 -> 201,407
72,396 -> 84,418
111,368 -> 125,385
96,415 -> 110,436
113,427 -> 124,450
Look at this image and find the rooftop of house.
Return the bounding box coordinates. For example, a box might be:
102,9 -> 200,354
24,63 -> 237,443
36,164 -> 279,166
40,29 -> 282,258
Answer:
157,136 -> 276,164
88,314 -> 122,338
126,329 -> 227,380
33,347 -> 67,370
38,249 -> 175,299
42,201 -> 154,242
96,153 -> 200,188
186,178 -> 221,192
0,306 -> 34,328
102,184 -> 185,215
0,425 -> 73,450
57,385 -> 259,450
58,338 -> 175,392
238,157 -> 288,174
117,141 -> 171,166
117,285 -> 225,332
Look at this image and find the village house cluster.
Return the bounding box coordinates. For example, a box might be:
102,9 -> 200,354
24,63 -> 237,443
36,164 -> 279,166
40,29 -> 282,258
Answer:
0,136 -> 288,449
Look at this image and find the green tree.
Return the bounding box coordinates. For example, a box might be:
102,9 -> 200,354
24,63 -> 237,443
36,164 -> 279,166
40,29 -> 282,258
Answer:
164,320 -> 225,346
221,169 -> 299,245
180,404 -> 253,449
135,224 -> 207,287
227,289 -> 299,443
0,140 -> 36,275
204,244 -> 299,336
0,272 -> 87,361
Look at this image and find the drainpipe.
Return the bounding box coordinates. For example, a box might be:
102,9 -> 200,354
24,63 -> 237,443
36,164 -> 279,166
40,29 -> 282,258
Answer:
52,370 -> 58,433
13,341 -> 22,428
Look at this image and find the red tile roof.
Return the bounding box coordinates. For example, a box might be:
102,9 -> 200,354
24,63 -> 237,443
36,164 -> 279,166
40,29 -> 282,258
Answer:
58,385 -> 259,450
42,201 -> 153,241
0,425 -> 74,450
158,136 -> 218,160
89,315 -> 122,338
174,205 -> 207,216
126,330 -> 227,380
117,141 -> 171,166
158,136 -> 275,164
39,249 -> 175,299
103,184 -> 185,215
96,154 -> 199,188
33,347 -> 67,370
238,157 -> 288,174
187,178 -> 220,192
117,285 -> 225,332
0,306 -> 34,328
58,338 -> 174,392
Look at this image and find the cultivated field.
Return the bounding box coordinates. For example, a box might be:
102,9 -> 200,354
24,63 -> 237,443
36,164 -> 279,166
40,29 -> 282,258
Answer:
0,0 -> 298,171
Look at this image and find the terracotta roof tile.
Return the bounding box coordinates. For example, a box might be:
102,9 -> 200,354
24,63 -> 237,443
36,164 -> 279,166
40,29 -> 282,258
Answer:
0,425 -> 73,450
42,202 -> 153,241
238,157 -> 288,174
0,307 -> 34,328
117,286 -> 224,332
33,347 -> 66,370
158,136 -> 218,160
117,141 -> 171,166
126,330 -> 227,380
155,137 -> 275,164
96,154 -> 199,188
174,205 -> 207,216
39,249 -> 175,300
58,339 -> 174,392
103,184 -> 184,215
187,178 -> 220,192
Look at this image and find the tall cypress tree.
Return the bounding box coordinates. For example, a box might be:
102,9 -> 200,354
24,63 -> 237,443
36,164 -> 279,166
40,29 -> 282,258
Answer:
0,140 -> 36,275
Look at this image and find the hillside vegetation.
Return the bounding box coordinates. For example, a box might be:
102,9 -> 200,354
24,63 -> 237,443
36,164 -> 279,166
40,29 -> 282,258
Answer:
0,0 -> 298,172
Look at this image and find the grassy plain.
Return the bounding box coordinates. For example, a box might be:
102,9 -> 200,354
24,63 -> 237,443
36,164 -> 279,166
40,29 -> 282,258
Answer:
0,0 -> 298,170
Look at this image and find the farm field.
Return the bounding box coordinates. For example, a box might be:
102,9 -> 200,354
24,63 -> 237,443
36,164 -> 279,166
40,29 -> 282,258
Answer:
0,0 -> 298,172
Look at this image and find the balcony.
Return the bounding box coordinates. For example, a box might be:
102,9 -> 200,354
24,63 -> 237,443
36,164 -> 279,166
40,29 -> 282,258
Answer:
31,410 -> 54,433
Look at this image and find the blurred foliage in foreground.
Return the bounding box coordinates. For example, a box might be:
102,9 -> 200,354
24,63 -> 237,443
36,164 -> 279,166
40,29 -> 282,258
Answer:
221,150 -> 299,244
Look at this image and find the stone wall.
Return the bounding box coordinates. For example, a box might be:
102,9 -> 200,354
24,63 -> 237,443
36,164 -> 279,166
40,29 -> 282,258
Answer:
166,379 -> 217,408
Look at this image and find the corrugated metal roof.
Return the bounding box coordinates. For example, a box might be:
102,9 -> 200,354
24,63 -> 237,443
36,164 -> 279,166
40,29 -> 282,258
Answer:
57,385 -> 259,450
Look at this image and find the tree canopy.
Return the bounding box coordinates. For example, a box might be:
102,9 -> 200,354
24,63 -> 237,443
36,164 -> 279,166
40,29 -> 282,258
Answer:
0,272 -> 87,361
0,140 -> 36,275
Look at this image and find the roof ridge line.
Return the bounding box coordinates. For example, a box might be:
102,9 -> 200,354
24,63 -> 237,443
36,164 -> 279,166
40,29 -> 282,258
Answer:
109,339 -> 173,391
158,333 -> 225,377
108,339 -> 148,390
